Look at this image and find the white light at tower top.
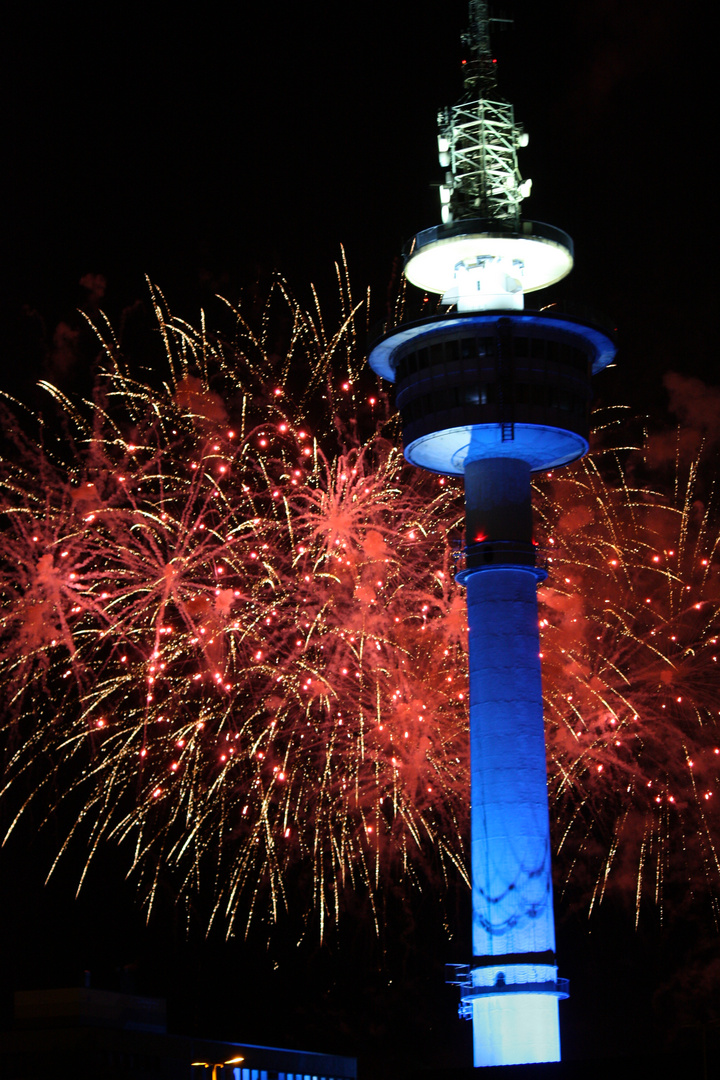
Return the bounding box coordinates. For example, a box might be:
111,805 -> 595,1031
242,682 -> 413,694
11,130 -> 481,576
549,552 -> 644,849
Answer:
405,229 -> 574,310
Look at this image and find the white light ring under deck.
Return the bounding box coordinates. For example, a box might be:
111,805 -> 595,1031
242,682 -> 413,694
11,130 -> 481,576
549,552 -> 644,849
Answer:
404,423 -> 589,476
405,233 -> 573,296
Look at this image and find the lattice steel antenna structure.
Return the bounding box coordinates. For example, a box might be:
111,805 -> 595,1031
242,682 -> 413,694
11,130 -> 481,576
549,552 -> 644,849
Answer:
369,1 -> 616,1068
438,0 -> 528,227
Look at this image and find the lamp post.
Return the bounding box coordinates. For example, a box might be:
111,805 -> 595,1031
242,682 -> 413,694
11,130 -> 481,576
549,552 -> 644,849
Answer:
191,1055 -> 245,1079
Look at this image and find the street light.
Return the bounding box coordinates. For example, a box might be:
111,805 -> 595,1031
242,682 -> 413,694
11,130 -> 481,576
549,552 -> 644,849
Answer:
191,1055 -> 244,1079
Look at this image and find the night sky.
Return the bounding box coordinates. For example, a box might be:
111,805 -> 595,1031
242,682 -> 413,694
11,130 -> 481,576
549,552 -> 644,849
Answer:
2,2 -> 717,1077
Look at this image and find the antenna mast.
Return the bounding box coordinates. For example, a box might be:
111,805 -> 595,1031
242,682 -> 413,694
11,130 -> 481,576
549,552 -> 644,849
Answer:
438,1 -> 528,229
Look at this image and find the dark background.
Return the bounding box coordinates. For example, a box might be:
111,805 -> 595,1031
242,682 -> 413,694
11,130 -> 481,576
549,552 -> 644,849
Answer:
4,0 -> 716,404
1,2 -> 717,1077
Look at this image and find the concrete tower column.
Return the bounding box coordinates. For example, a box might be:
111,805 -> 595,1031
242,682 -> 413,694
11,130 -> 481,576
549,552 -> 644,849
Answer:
462,457 -> 560,1066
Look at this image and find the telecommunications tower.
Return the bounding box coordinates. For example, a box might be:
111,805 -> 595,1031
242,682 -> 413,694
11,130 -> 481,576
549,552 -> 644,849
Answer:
368,1 -> 615,1068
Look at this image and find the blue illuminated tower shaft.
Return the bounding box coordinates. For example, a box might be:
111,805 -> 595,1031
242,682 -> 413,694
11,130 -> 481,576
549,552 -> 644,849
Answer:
368,309 -> 614,1065
462,457 -> 560,1065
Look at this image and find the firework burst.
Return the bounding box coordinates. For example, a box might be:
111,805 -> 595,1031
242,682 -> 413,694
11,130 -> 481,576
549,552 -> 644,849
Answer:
1,272 -> 718,938
0,270 -> 469,938
536,408 -> 720,927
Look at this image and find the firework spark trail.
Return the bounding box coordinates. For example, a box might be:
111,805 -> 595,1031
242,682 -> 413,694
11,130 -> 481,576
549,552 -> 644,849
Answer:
535,408 -> 720,927
1,274 -> 718,937
0,273 -> 469,938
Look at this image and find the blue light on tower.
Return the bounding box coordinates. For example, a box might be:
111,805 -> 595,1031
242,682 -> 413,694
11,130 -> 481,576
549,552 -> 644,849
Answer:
368,1 -> 616,1067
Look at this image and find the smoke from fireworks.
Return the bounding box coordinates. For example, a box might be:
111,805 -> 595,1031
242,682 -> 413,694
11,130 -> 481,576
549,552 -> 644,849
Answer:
0,275 -> 718,936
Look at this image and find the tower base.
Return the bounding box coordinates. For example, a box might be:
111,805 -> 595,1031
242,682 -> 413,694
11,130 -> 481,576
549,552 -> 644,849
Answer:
472,993 -> 561,1067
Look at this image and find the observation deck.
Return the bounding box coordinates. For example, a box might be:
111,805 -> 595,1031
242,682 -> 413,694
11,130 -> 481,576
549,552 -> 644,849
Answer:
368,307 -> 615,475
